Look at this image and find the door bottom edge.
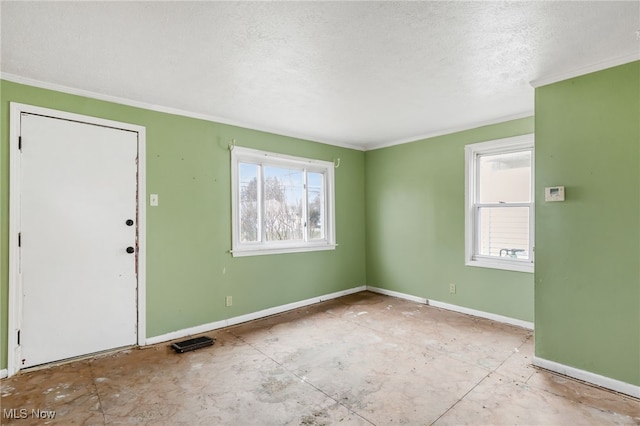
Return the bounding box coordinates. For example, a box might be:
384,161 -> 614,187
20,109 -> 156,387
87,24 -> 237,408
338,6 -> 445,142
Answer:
18,344 -> 138,374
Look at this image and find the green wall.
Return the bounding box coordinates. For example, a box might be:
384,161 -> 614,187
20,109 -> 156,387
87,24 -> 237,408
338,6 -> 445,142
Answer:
3,62 -> 637,389
535,61 -> 640,386
0,80 -> 367,370
365,118 -> 535,322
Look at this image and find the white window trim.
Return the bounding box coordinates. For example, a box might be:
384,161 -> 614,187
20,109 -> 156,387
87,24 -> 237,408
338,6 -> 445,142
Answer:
464,134 -> 534,273
231,146 -> 336,257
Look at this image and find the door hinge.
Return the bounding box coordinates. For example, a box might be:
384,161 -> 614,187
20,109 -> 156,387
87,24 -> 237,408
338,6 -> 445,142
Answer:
18,232 -> 21,247
18,136 -> 22,151
17,330 -> 21,345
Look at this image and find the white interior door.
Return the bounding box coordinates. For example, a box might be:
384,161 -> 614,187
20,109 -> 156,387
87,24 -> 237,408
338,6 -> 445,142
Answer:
19,113 -> 138,368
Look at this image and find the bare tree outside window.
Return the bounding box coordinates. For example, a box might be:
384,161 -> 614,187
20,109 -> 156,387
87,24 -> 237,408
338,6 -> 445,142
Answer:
239,164 -> 259,242
232,147 -> 335,257
239,164 -> 310,242
263,168 -> 304,241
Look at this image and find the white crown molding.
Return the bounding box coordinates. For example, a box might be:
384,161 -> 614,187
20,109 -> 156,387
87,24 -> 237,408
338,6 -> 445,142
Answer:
0,72 -> 365,152
533,356 -> 640,399
145,285 -> 366,345
365,111 -> 534,151
530,52 -> 640,88
2,72 -> 540,153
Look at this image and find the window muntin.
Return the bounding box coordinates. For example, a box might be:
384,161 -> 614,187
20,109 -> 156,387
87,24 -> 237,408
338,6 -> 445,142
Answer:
465,135 -> 534,273
232,147 -> 335,257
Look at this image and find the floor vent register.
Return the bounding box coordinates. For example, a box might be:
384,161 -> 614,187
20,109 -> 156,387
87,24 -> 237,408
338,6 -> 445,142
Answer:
171,336 -> 215,353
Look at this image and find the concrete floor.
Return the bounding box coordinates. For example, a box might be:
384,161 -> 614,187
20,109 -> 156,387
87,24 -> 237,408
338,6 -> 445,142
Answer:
1,291 -> 639,425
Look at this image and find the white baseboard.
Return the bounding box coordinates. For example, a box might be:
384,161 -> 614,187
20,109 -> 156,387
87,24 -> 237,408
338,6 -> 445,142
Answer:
145,319 -> 228,345
0,369 -> 7,379
366,288 -> 640,398
533,356 -> 640,399
427,299 -> 534,330
366,286 -> 427,304
365,285 -> 533,330
145,285 -> 366,345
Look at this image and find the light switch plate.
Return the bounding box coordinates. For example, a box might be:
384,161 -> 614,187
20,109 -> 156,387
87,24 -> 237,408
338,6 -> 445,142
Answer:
150,194 -> 159,206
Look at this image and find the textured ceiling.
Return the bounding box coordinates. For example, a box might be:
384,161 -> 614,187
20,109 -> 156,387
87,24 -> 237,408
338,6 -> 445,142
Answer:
1,1 -> 639,150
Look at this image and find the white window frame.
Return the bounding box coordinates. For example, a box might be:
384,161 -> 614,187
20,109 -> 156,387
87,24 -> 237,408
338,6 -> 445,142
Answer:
231,146 -> 336,257
464,134 -> 534,273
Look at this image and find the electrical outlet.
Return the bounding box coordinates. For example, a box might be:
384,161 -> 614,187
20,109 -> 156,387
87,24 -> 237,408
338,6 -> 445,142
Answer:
449,284 -> 456,294
225,296 -> 232,307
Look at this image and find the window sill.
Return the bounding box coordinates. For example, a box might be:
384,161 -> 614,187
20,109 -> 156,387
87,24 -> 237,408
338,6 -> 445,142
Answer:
231,243 -> 337,258
466,257 -> 534,273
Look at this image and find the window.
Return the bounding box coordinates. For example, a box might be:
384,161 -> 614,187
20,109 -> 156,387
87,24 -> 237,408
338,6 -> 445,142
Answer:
231,146 -> 336,257
465,134 -> 534,272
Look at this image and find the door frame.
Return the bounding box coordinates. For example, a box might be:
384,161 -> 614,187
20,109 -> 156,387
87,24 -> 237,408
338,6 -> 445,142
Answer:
7,102 -> 147,377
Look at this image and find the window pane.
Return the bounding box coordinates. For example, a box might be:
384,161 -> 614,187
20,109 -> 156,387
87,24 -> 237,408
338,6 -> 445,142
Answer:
264,166 -> 304,241
478,150 -> 531,203
478,207 -> 529,259
239,163 -> 259,242
307,172 -> 325,240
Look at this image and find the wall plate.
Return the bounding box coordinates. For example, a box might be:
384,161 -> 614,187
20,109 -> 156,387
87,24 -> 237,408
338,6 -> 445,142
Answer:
545,186 -> 565,202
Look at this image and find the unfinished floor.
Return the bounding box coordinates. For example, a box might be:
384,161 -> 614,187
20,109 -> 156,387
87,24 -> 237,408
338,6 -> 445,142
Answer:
1,291 -> 639,425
